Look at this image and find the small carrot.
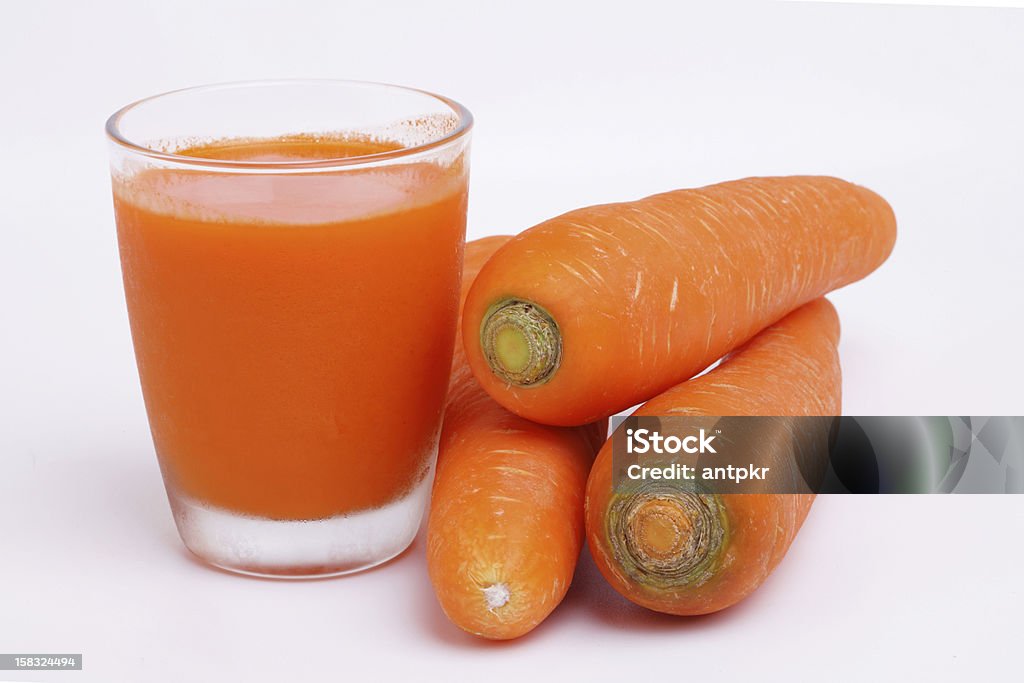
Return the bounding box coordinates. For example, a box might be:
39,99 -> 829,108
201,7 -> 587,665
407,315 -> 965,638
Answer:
427,236 -> 605,640
462,176 -> 894,426
585,298 -> 841,616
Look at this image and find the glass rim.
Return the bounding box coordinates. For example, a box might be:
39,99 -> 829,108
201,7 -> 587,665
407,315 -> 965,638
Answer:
105,79 -> 474,171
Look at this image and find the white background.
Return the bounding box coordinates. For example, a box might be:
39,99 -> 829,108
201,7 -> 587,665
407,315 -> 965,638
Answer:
2,1 -> 1023,681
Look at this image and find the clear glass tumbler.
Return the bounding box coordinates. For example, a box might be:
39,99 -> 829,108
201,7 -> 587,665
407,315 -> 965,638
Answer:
107,80 -> 471,577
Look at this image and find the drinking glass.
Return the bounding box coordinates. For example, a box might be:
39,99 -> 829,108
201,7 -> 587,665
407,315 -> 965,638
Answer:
107,80 -> 471,577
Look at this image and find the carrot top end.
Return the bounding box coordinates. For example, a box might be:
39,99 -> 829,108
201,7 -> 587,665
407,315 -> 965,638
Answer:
606,485 -> 727,592
480,299 -> 562,387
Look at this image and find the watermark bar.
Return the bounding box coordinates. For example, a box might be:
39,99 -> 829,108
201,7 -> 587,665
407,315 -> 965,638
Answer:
611,416 -> 1024,494
0,654 -> 82,670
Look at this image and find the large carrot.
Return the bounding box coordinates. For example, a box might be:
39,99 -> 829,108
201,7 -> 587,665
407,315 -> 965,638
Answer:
463,176 -> 893,426
585,298 -> 841,615
427,236 -> 605,640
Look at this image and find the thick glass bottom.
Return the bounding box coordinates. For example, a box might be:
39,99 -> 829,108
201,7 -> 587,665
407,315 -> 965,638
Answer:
167,471 -> 432,578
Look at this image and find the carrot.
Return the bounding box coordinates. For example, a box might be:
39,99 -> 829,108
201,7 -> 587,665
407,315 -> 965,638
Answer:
426,236 -> 605,640
462,176 -> 894,426
585,297 -> 841,615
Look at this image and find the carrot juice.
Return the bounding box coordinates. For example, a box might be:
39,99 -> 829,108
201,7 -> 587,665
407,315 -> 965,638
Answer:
114,135 -> 467,524
109,82 -> 471,576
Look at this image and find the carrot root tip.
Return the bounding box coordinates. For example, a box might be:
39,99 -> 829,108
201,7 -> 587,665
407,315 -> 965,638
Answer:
606,485 -> 727,589
480,299 -> 561,387
482,583 -> 511,611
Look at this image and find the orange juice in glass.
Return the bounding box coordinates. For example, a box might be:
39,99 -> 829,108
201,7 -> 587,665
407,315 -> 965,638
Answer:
106,81 -> 471,577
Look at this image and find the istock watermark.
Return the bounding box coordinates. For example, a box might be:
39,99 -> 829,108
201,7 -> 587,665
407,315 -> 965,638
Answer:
611,416 -> 1024,494
625,427 -> 717,454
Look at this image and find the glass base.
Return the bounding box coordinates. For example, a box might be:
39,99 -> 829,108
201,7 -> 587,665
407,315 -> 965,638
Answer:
167,472 -> 432,578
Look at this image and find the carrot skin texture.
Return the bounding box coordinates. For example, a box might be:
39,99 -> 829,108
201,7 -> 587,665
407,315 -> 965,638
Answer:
585,298 -> 841,616
463,176 -> 893,426
427,237 -> 604,640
